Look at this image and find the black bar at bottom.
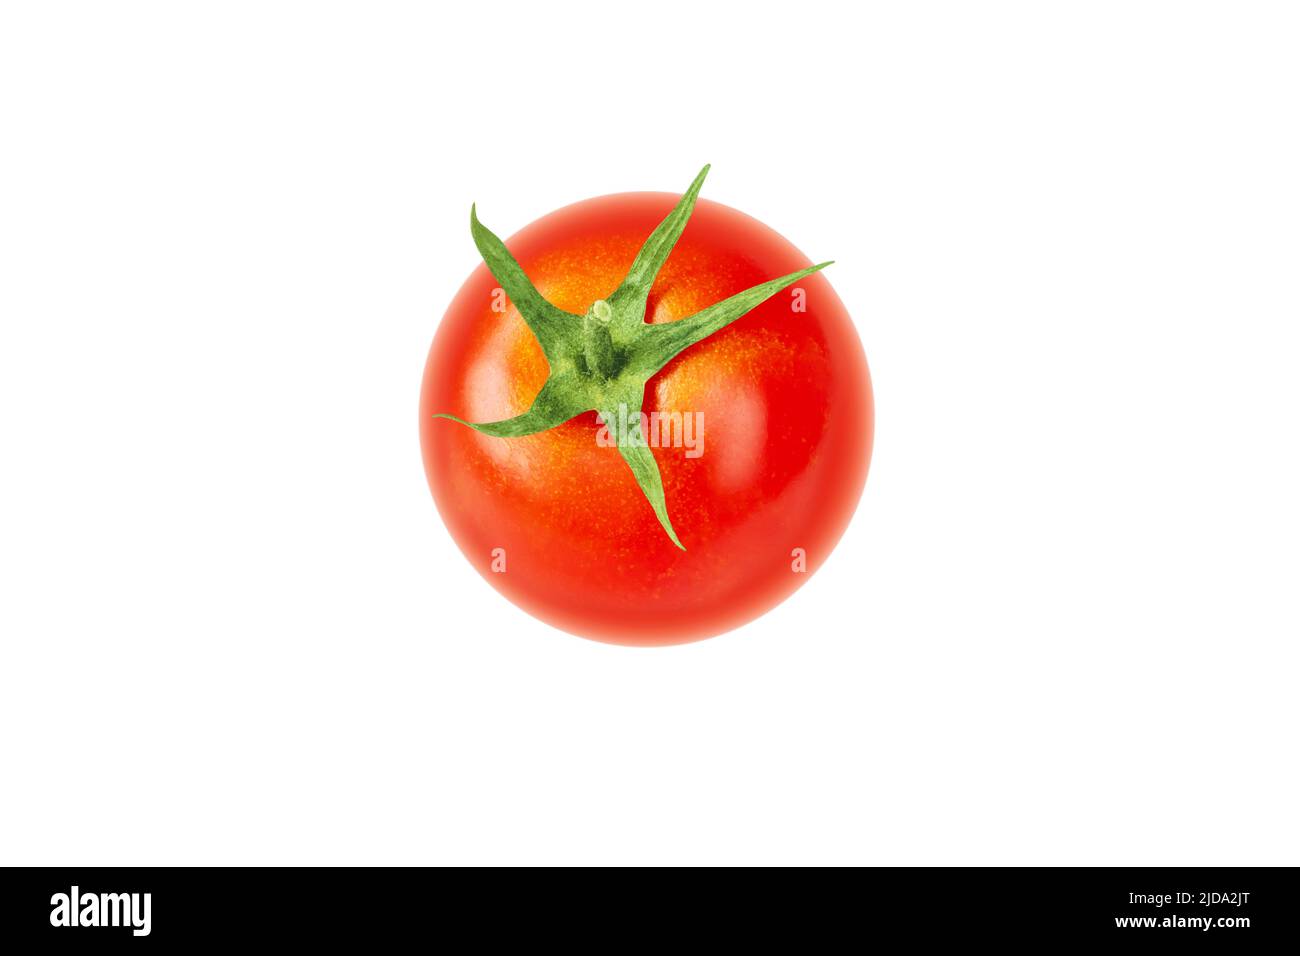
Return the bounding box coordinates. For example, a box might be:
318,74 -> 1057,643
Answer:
0,866 -> 1294,945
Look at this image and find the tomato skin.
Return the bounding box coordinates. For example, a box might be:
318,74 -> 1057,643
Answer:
420,192 -> 873,645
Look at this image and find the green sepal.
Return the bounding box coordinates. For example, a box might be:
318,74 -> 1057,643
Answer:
598,389 -> 685,550
606,164 -> 709,333
635,262 -> 832,376
432,375 -> 587,437
470,205 -> 580,362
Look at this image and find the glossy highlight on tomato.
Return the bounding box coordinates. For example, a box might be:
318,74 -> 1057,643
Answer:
420,182 -> 873,645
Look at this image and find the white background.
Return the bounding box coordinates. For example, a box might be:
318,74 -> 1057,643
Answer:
2,2 -> 1297,865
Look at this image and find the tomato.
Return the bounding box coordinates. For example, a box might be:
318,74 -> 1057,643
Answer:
419,173 -> 872,645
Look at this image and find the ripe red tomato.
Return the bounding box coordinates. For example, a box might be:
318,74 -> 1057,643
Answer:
420,181 -> 872,645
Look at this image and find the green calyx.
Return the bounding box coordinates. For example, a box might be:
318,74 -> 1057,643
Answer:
433,165 -> 831,550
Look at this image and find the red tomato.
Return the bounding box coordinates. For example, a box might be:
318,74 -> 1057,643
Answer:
420,189 -> 873,645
